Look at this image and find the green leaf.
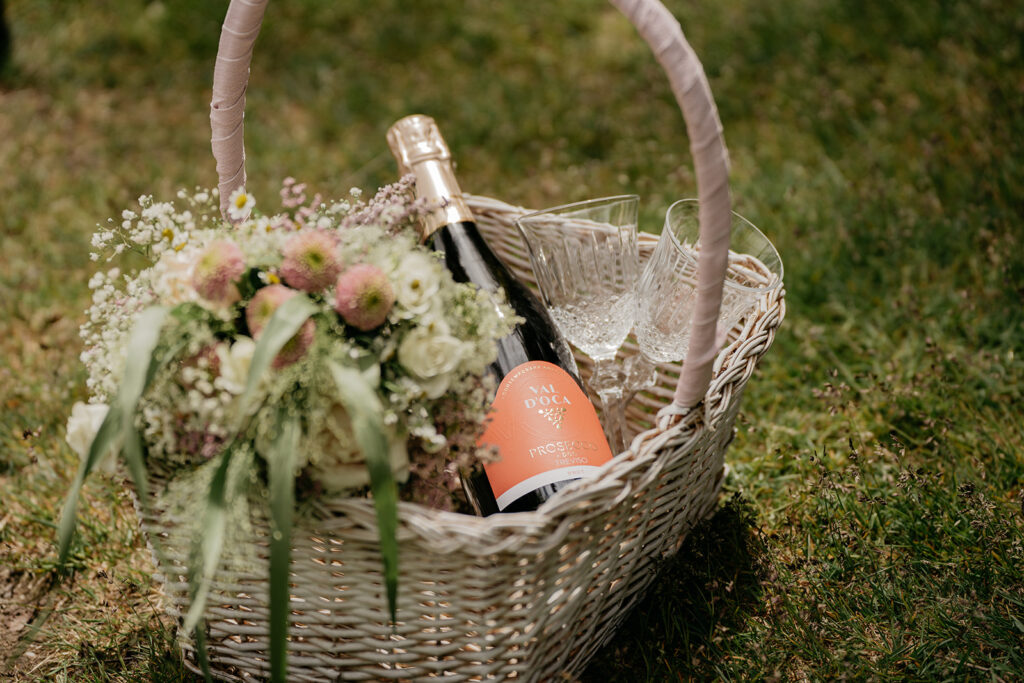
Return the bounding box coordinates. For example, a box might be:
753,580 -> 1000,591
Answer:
327,361 -> 400,622
116,306 -> 172,418
183,445 -> 236,635
57,305 -> 169,566
235,294 -> 318,425
265,414 -> 300,683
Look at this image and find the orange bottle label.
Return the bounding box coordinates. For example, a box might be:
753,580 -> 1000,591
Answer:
478,361 -> 614,510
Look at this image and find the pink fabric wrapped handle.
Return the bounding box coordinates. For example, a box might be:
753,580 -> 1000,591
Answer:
209,0 -> 731,410
210,0 -> 269,216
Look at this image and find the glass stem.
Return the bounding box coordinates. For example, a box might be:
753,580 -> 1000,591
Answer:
623,352 -> 660,406
589,358 -> 628,454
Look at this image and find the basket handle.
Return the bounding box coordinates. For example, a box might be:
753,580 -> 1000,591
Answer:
210,0 -> 731,410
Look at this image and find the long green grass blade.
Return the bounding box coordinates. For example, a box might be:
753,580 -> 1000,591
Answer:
192,624 -> 213,683
327,361 -> 399,622
56,306 -> 169,566
183,446 -> 235,634
265,414 -> 299,683
235,294 -> 317,425
120,426 -> 148,503
56,408 -> 121,566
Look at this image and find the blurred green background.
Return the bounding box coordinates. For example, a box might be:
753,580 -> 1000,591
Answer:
1,0 -> 1021,680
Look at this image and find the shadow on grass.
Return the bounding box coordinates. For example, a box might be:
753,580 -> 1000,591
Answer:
580,493 -> 768,682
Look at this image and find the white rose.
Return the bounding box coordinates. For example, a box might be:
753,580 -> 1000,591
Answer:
392,252 -> 441,317
66,402 -> 117,475
214,337 -> 256,394
305,403 -> 410,493
152,249 -> 197,306
397,319 -> 466,399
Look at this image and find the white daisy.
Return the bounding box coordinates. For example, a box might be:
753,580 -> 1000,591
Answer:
227,186 -> 256,220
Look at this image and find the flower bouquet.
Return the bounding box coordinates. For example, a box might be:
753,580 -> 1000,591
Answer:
59,177 -> 516,676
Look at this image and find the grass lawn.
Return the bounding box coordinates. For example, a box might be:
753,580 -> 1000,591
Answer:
1,0 -> 1022,680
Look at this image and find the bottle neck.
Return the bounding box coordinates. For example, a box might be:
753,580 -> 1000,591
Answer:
408,158 -> 475,241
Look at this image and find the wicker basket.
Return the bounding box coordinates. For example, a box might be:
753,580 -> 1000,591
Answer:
137,0 -> 786,680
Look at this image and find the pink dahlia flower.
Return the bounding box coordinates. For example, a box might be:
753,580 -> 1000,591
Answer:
192,240 -> 245,304
334,264 -> 395,331
245,284 -> 315,368
280,230 -> 342,292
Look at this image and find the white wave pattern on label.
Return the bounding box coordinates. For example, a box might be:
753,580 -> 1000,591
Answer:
495,465 -> 602,510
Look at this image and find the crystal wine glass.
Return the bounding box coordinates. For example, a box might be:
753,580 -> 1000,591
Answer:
629,198 -> 783,391
515,195 -> 640,453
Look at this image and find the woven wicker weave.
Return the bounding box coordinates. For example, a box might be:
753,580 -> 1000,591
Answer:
136,0 -> 786,680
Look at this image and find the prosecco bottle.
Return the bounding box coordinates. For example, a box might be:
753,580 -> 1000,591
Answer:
387,114 -> 614,515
